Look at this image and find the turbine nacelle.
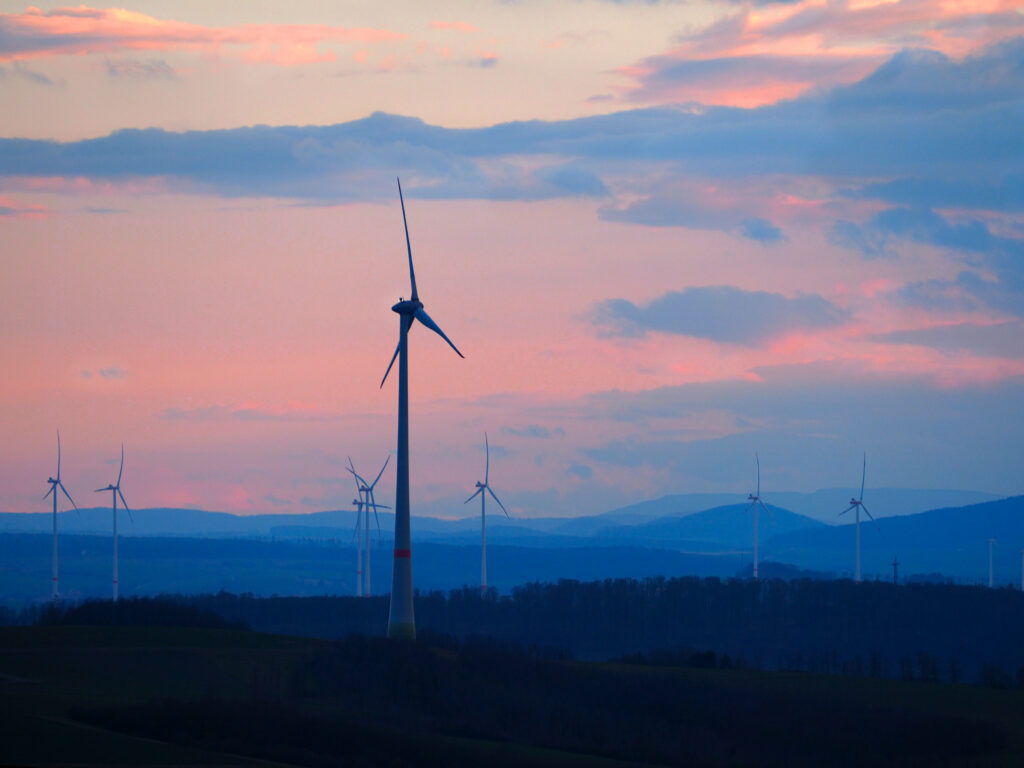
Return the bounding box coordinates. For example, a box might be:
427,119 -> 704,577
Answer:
392,298 -> 423,315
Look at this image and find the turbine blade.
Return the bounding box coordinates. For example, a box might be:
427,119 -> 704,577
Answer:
373,504 -> 391,510
397,177 -> 418,302
117,444 -> 124,487
756,451 -> 760,498
487,486 -> 510,519
759,500 -> 774,520
380,338 -> 401,389
485,432 -> 490,485
118,488 -> 129,516
347,457 -> 363,494
861,503 -> 875,523
58,482 -> 78,511
369,455 -> 390,490
43,485 -> 54,500
95,487 -> 107,493
414,307 -> 464,358
860,452 -> 867,502
465,488 -> 483,504
838,505 -> 855,516
56,430 -> 61,480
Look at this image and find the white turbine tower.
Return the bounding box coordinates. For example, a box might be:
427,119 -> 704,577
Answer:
465,433 -> 509,594
839,452 -> 875,583
379,178 -> 464,639
745,452 -> 769,581
43,430 -> 77,602
348,457 -> 390,597
95,445 -> 131,601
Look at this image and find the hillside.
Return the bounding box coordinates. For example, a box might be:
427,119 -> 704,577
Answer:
1,622 -> 1021,767
765,495 -> 1024,582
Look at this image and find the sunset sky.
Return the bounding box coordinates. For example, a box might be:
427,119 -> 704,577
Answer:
1,0 -> 1022,518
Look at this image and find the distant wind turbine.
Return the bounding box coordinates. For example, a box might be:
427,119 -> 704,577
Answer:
348,457 -> 390,597
95,445 -> 131,601
465,433 -> 509,594
988,538 -> 995,588
43,430 -> 77,602
348,465 -> 366,597
745,452 -> 770,581
839,452 -> 876,583
379,178 -> 464,639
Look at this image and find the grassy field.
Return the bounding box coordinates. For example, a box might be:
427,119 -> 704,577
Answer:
0,624 -> 1022,767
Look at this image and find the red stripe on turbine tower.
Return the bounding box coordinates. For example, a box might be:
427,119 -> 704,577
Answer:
394,548 -> 411,559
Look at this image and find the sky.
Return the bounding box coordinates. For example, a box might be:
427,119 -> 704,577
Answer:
1,0 -> 1022,519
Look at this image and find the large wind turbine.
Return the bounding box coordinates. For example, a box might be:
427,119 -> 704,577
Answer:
95,445 -> 131,601
465,433 -> 509,594
380,177 -> 463,639
349,476 -> 366,597
745,452 -> 769,581
43,430 -> 77,602
348,457 -> 390,597
839,452 -> 875,583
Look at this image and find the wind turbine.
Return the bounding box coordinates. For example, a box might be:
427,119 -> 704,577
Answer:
348,457 -> 390,597
95,445 -> 131,601
839,452 -> 875,583
379,178 -> 464,639
348,470 -> 365,597
43,430 -> 77,602
988,538 -> 995,588
745,452 -> 769,581
465,433 -> 509,594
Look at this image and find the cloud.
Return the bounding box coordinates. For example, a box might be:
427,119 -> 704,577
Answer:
847,176 -> 1024,212
104,57 -> 176,79
831,206 -> 1024,313
591,286 -> 848,344
0,37 -> 1019,239
828,219 -> 890,259
615,0 -> 1024,108
567,463 -> 593,479
567,364 -> 1024,493
870,322 -> 1024,358
0,6 -> 406,66
0,194 -> 45,218
739,217 -> 785,244
99,366 -> 126,379
0,60 -> 53,84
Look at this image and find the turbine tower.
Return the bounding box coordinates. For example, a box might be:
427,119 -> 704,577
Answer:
348,457 -> 390,597
380,177 -> 464,639
349,471 -> 365,597
465,433 -> 509,594
43,430 -> 77,602
988,538 -> 995,588
839,452 -> 875,583
745,452 -> 769,581
95,445 -> 131,601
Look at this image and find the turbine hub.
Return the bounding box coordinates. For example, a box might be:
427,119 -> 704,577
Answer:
392,298 -> 423,315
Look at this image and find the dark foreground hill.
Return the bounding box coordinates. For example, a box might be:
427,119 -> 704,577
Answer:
0,622 -> 1020,767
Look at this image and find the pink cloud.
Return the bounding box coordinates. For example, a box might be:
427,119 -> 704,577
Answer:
615,0 -> 1024,107
0,194 -> 46,218
429,20 -> 477,34
0,6 -> 407,66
